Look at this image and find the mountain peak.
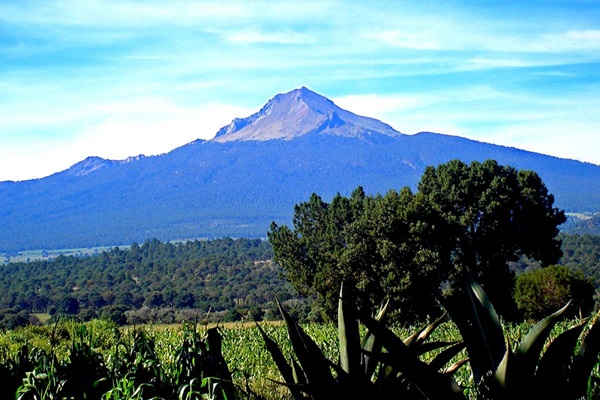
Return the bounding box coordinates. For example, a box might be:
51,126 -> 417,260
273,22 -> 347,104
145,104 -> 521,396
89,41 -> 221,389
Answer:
212,87 -> 402,142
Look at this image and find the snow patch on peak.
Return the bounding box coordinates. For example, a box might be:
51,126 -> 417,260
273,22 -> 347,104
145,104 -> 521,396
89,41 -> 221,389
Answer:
212,87 -> 403,142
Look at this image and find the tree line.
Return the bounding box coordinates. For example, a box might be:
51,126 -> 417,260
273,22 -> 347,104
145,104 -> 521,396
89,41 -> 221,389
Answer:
0,238 -> 303,328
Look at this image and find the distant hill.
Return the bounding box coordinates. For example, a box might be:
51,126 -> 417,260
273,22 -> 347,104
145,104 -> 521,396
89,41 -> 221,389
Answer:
1,87 -> 599,252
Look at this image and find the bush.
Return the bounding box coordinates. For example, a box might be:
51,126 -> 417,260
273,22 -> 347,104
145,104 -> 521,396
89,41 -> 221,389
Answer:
515,265 -> 595,320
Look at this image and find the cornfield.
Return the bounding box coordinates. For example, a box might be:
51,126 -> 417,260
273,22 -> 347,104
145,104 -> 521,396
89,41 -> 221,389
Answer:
0,316 -> 596,399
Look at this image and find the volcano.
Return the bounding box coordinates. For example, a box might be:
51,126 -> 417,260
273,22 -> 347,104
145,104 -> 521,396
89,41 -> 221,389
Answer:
1,87 -> 599,252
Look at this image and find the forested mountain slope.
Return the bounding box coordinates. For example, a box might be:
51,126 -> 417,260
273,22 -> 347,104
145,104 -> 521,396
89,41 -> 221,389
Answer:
1,88 -> 599,251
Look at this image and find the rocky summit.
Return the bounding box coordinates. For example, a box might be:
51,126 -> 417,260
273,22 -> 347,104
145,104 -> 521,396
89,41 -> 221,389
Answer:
213,87 -> 402,142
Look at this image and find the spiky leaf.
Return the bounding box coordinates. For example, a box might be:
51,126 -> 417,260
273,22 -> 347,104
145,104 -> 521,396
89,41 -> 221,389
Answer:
276,298 -> 334,385
513,302 -> 571,379
572,312 -> 600,397
338,284 -> 361,376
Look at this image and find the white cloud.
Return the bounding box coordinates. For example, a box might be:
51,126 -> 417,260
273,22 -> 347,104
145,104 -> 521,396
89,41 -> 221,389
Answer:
0,99 -> 253,181
537,30 -> 600,53
223,28 -> 311,45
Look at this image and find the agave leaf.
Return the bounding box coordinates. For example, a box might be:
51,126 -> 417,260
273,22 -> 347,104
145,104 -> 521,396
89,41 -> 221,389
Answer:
361,299 -> 388,378
404,312 -> 448,349
444,358 -> 470,376
536,320 -> 586,390
276,298 -> 334,385
494,347 -> 511,389
445,272 -> 506,381
429,341 -> 467,372
290,356 -> 307,385
572,311 -> 600,398
513,302 -> 571,380
255,322 -> 296,386
360,313 -> 466,399
338,284 -> 361,376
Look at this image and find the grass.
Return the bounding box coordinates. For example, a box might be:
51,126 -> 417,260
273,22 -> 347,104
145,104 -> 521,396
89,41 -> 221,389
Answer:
0,245 -> 129,264
30,313 -> 52,324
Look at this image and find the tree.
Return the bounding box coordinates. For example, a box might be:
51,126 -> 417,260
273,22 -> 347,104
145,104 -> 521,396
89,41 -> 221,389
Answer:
270,186 -> 451,322
144,291 -> 164,309
515,265 -> 595,320
58,296 -> 80,315
417,160 -> 566,317
269,160 -> 566,322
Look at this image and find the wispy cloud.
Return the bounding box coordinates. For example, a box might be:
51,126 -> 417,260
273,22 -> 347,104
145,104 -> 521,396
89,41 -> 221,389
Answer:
221,28 -> 312,45
0,0 -> 598,180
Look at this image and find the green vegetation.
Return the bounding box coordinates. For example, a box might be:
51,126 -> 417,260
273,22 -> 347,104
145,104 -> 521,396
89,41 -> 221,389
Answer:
258,287 -> 466,399
1,159 -> 599,398
0,238 -> 304,328
561,233 -> 600,287
269,160 -> 566,322
0,308 -> 597,399
515,265 -> 596,320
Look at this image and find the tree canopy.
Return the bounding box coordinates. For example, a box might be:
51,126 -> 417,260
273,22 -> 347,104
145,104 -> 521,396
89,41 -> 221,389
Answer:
268,160 -> 566,322
0,238 -> 302,325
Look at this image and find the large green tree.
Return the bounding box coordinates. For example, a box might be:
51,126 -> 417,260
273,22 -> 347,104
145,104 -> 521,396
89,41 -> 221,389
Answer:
417,160 -> 566,317
269,186 -> 447,322
269,159 -> 566,322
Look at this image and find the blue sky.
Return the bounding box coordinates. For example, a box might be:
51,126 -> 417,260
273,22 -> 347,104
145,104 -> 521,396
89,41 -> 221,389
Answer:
1,0 -> 599,181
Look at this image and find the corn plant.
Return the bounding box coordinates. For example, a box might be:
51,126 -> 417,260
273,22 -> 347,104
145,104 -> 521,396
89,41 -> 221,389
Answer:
257,285 -> 466,399
0,345 -> 39,397
106,325 -> 235,400
16,325 -> 110,400
448,272 -> 600,400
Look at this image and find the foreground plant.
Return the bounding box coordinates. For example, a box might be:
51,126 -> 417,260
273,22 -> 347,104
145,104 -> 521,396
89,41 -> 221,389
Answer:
447,273 -> 600,400
257,286 -> 466,399
10,321 -> 237,400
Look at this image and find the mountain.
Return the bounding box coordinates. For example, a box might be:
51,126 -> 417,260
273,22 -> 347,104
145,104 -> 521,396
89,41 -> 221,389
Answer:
1,87 -> 599,252
213,86 -> 401,141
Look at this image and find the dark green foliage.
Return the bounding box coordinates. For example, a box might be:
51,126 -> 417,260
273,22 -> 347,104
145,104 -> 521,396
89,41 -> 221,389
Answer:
0,309 -> 30,330
449,273 -> 600,400
417,160 -> 566,319
269,187 -> 451,323
515,265 -> 596,320
269,160 -> 566,322
560,234 -> 600,288
0,238 -> 302,324
258,286 -> 467,399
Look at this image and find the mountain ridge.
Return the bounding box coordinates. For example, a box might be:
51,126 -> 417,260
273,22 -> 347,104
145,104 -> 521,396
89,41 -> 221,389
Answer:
1,88 -> 599,252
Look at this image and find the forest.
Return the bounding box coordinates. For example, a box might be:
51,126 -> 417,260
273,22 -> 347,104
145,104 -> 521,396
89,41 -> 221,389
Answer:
0,232 -> 597,330
0,238 -> 305,328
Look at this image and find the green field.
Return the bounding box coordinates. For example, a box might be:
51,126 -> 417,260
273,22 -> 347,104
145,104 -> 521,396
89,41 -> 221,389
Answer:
0,245 -> 129,264
0,317 -> 596,399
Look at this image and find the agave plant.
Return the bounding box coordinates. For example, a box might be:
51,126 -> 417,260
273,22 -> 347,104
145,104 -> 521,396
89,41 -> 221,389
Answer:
257,285 -> 467,399
448,272 -> 600,400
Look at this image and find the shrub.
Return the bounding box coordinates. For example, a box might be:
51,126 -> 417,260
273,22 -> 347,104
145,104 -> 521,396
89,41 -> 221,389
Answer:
515,265 -> 595,320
